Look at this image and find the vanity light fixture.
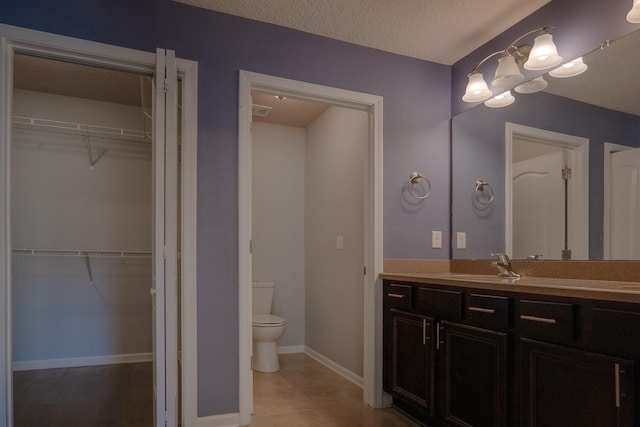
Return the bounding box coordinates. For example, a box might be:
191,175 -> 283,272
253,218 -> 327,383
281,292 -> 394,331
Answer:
549,57 -> 588,78
524,33 -> 563,70
484,90 -> 515,108
462,71 -> 493,102
627,0 -> 640,23
492,54 -> 525,87
514,75 -> 548,94
462,27 -> 562,103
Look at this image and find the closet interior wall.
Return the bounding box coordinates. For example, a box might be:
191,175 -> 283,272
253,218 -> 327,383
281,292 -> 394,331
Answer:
11,84 -> 153,370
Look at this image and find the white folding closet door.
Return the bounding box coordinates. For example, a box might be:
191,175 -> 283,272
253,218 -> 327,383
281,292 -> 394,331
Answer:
153,47 -> 179,427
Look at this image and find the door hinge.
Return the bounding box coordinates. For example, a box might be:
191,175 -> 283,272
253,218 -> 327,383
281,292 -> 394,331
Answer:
363,266 -> 367,275
562,167 -> 572,180
163,77 -> 170,93
249,239 -> 253,254
164,410 -> 168,426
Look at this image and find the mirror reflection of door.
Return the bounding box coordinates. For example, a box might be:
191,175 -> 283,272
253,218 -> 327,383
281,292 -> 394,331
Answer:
607,146 -> 640,259
513,150 -> 566,259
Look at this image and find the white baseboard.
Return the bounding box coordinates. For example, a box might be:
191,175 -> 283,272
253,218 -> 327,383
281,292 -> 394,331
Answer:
12,352 -> 153,371
304,346 -> 363,388
197,412 -> 239,427
277,345 -> 305,354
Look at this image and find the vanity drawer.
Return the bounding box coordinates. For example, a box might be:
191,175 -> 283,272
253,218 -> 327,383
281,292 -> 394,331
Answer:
383,283 -> 412,311
416,287 -> 462,320
589,307 -> 640,358
518,300 -> 574,342
467,293 -> 509,331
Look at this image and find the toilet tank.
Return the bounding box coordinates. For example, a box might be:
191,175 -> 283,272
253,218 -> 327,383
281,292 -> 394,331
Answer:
252,282 -> 275,314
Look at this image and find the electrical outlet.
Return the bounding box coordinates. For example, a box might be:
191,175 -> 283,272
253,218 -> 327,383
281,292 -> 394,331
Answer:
457,232 -> 467,249
432,231 -> 442,249
336,235 -> 344,250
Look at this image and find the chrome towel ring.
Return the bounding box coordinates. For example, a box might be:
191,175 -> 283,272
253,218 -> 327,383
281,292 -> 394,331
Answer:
408,172 -> 432,200
474,180 -> 494,206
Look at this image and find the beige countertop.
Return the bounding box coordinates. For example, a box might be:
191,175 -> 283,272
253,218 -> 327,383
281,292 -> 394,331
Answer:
379,272 -> 640,303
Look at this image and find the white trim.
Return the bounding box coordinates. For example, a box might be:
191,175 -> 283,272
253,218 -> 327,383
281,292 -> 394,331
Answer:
12,353 -> 153,371
304,346 -> 363,388
603,142 -> 635,260
238,71 -> 384,426
0,24 -> 198,427
277,345 -> 305,354
505,123 -> 589,260
179,50 -> 199,427
197,413 -> 240,427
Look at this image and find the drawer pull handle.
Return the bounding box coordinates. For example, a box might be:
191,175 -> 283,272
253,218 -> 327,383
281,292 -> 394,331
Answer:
520,314 -> 557,324
469,306 -> 495,314
387,293 -> 405,299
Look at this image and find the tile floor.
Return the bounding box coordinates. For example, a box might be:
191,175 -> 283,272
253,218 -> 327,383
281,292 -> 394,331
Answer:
250,353 -> 419,427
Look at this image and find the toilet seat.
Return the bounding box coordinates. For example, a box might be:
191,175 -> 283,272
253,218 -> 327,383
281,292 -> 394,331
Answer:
252,314 -> 286,327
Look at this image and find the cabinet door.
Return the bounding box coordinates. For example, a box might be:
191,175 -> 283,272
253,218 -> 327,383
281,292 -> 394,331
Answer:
440,322 -> 508,427
521,339 -> 634,427
391,310 -> 435,415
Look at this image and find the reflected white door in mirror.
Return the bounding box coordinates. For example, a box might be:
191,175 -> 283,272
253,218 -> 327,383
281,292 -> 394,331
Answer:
604,143 -> 640,259
505,123 -> 589,260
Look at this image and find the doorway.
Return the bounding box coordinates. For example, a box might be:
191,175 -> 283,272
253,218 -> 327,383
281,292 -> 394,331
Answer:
505,123 -> 589,260
0,25 -> 198,427
11,53 -> 155,425
238,71 -> 384,425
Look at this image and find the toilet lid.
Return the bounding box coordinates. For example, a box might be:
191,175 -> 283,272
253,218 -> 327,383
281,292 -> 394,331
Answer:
252,314 -> 285,326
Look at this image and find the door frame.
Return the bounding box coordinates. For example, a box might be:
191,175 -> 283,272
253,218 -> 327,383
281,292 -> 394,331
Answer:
0,24 -> 198,427
238,71 -> 384,425
505,123 -> 589,260
603,142 -> 635,259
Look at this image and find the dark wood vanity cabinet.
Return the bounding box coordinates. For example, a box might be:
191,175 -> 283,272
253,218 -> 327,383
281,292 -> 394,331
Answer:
389,310 -> 435,415
439,321 -> 508,427
521,338 -> 634,427
382,279 -> 640,427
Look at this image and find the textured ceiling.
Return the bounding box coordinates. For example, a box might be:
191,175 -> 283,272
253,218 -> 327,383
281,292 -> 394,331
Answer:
174,0 -> 551,65
544,29 -> 640,117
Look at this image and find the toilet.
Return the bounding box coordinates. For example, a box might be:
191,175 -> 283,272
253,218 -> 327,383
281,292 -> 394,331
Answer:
252,282 -> 286,372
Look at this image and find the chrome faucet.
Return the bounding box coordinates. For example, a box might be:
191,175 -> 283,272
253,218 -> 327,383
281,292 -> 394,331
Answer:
491,253 -> 521,278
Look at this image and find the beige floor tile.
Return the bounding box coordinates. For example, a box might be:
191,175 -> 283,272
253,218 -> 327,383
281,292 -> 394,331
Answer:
251,409 -> 337,427
250,354 -> 417,426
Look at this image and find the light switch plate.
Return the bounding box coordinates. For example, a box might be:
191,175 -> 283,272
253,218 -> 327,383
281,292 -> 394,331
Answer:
336,235 -> 344,250
432,231 -> 442,249
457,232 -> 467,249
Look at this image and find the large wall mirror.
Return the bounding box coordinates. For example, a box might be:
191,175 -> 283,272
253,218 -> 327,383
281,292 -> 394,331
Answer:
452,28 -> 640,261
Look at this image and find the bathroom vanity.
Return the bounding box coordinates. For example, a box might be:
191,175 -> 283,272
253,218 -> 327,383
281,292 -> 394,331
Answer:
380,273 -> 640,427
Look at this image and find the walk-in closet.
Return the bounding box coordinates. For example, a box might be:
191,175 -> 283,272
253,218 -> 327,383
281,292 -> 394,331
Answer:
10,53 -> 156,426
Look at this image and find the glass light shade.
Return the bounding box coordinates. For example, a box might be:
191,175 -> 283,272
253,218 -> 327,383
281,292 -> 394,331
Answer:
514,76 -> 548,94
549,57 -> 588,78
462,72 -> 493,102
491,54 -> 525,87
628,0 -> 640,23
484,90 -> 515,108
524,33 -> 563,70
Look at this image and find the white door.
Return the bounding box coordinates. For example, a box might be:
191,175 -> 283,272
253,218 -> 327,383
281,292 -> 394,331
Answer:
512,150 -> 566,259
153,48 -> 179,427
608,148 -> 640,259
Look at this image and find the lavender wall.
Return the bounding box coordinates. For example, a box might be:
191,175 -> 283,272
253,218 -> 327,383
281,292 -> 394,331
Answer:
452,92 -> 640,260
1,0 -> 451,416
